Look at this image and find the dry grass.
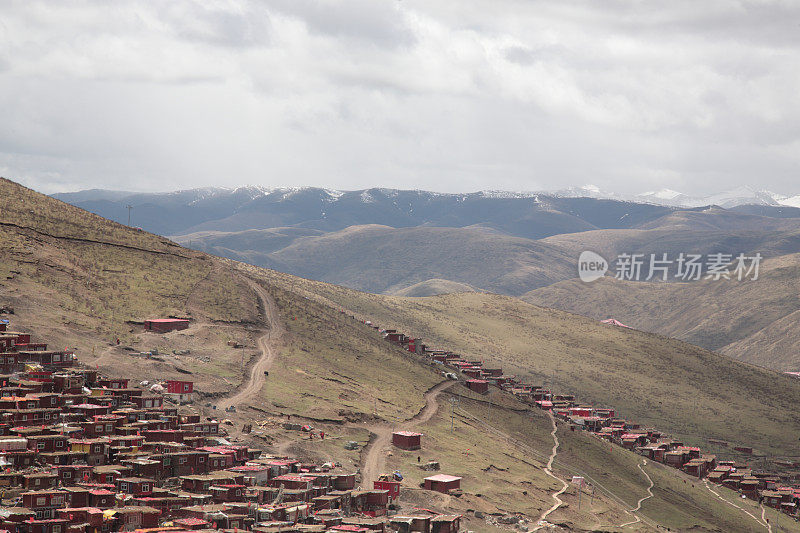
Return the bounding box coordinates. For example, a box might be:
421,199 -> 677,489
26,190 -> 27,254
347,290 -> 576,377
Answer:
2,178 -> 798,530
270,276 -> 800,460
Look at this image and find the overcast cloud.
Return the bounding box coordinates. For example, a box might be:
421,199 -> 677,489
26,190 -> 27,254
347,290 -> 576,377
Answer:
1,0 -> 798,195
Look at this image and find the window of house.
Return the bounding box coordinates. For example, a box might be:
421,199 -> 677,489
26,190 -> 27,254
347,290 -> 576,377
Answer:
64,471 -> 72,478
56,440 -> 63,448
94,445 -> 102,453
52,526 -> 61,533
199,456 -> 205,463
142,484 -> 149,492
95,425 -> 103,432
120,482 -> 128,491
178,457 -> 187,464
105,424 -> 112,431
37,442 -> 45,450
34,478 -> 41,486
36,497 -> 46,506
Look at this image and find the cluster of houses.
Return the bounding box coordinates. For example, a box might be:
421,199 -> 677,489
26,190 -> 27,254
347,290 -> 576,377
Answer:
0,321 -> 465,533
370,322 -> 800,519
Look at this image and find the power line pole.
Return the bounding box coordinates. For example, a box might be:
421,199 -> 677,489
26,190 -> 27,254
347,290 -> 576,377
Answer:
126,205 -> 133,226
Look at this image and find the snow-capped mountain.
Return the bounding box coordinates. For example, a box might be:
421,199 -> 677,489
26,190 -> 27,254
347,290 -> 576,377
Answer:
552,185 -> 796,209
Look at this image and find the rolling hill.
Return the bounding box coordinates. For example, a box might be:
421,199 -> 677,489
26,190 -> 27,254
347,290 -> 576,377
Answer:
5,177 -> 800,530
524,252 -> 800,371
179,224 -> 576,296
55,187 -> 800,372
274,275 -> 800,459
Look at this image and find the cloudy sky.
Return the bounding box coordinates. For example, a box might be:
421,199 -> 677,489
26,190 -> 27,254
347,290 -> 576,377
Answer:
1,0 -> 798,195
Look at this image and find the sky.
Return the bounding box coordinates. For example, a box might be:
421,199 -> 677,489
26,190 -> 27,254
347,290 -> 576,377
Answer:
1,0 -> 799,195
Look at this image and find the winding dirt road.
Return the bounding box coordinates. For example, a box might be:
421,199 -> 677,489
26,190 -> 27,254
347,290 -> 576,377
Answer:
360,380 -> 456,485
218,278 -> 283,410
532,411 -> 570,531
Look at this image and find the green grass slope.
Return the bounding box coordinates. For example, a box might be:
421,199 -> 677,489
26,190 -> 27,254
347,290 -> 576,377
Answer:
269,276 -> 800,459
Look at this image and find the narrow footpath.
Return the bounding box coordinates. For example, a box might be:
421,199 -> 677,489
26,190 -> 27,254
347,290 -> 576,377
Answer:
703,480 -> 770,531
617,460 -> 654,528
532,412 -> 570,531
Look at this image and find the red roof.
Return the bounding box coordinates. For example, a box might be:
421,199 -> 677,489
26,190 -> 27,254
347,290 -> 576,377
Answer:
273,475 -> 309,482
424,474 -> 462,483
174,518 -> 208,526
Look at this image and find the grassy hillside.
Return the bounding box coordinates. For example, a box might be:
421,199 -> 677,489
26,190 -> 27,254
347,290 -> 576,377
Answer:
187,224 -> 576,296
524,253 -> 800,370
392,278 -> 478,297
263,274 -> 800,459
0,178 -> 438,412
3,177 -> 798,530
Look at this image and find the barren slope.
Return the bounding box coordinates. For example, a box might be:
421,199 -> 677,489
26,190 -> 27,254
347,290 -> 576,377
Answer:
524,253 -> 800,370
259,272 -> 800,459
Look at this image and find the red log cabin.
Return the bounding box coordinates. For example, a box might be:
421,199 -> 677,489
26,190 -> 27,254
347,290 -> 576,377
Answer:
143,319 -> 189,333
423,474 -> 462,494
391,431 -> 422,451
465,379 -> 489,394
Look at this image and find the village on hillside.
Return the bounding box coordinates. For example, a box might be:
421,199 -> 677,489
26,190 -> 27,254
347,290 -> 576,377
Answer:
360,316 -> 800,519
0,318 -> 467,533
0,309 -> 799,533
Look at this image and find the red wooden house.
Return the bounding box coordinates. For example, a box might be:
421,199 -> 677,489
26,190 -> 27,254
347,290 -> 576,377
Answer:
391,431 -> 422,451
423,474 -> 462,494
144,319 -> 189,333
465,379 -> 489,394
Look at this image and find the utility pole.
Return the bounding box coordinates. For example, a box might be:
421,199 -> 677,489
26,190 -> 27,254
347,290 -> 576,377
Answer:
126,205 -> 133,226
450,397 -> 459,432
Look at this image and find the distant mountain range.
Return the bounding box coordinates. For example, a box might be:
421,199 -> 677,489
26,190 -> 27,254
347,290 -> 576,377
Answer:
54,186 -> 685,238
55,185 -> 800,236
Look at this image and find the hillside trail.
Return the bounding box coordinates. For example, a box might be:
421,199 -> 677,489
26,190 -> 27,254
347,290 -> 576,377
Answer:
360,380 -> 456,486
760,505 -> 772,533
703,480 -> 770,531
532,411 -> 570,531
218,278 -> 284,410
615,460 -> 654,528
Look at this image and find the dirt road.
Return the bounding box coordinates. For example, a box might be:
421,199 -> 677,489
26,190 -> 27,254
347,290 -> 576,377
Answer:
218,278 -> 283,410
360,380 -> 456,485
